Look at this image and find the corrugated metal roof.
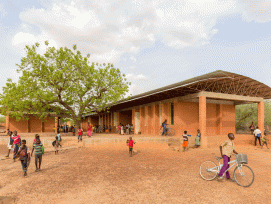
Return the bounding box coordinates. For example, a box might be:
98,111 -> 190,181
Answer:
86,70 -> 271,115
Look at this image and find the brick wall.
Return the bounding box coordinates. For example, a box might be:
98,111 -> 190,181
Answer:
43,117 -> 55,132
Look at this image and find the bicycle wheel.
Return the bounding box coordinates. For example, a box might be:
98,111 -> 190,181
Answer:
168,128 -> 175,136
233,165 -> 254,187
200,161 -> 219,181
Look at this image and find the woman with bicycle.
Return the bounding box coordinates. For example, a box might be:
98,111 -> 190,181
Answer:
161,120 -> 168,136
217,133 -> 238,181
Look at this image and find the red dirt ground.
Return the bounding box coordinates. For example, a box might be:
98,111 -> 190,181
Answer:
0,142 -> 270,204
0,145 -> 7,156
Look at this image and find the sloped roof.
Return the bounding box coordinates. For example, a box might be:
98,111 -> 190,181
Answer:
109,70 -> 271,111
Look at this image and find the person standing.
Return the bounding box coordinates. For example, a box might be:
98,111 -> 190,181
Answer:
31,138 -> 44,171
126,124 -> 131,135
109,125 -> 111,133
126,137 -> 136,157
249,122 -> 255,135
5,131 -> 13,158
217,133 -> 238,181
182,131 -> 189,152
253,126 -> 262,146
194,129 -> 201,148
121,124 -> 124,135
66,125 -> 69,133
87,123 -> 92,137
52,136 -> 60,154
15,139 -> 29,177
78,127 -> 83,142
118,124 -> 121,134
12,131 -> 21,162
72,126 -> 75,136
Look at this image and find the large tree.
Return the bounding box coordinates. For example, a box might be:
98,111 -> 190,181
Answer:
0,42 -> 130,131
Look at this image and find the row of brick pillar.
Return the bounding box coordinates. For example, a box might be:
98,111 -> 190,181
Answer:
199,96 -> 265,147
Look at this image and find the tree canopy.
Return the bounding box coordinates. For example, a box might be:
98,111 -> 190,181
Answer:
0,42 -> 130,128
236,101 -> 271,132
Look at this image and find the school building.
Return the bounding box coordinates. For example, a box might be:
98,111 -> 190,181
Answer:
5,70 -> 271,146
83,70 -> 270,145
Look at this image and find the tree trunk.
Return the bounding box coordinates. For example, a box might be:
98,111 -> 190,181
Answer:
75,117 -> 82,135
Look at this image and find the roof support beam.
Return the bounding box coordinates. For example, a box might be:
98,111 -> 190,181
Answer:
197,91 -> 263,102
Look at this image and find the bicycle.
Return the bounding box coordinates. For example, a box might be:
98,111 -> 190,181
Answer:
159,128 -> 175,136
199,154 -> 254,187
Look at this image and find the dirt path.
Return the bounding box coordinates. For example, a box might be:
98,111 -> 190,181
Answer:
0,145 -> 7,156
0,143 -> 270,204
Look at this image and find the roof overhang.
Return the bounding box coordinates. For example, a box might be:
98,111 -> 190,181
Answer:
87,70 -> 271,114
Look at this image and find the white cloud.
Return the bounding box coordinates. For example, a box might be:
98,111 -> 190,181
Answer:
11,0 -> 271,64
126,73 -> 148,81
130,56 -> 136,62
12,31 -> 58,56
239,0 -> 271,23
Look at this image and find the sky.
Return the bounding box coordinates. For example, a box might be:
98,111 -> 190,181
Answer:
0,0 -> 271,96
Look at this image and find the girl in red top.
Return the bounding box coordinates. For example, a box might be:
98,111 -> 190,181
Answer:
126,137 -> 136,157
12,130 -> 21,161
78,127 -> 83,142
118,124 -> 121,134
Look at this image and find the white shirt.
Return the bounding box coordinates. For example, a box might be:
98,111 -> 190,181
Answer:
253,129 -> 261,137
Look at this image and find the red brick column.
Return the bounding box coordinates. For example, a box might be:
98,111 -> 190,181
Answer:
258,101 -> 264,135
140,107 -> 145,134
216,104 -> 223,135
199,96 -> 207,147
55,117 -> 58,133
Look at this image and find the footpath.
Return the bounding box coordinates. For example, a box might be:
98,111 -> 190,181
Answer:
0,133 -> 256,160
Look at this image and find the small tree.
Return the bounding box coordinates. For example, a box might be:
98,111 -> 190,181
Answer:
0,42 -> 130,132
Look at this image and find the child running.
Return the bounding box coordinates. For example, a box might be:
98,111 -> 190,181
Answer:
126,137 -> 136,157
15,139 -> 29,177
31,138 -> 44,171
57,132 -> 62,147
217,133 -> 238,181
182,131 -> 189,152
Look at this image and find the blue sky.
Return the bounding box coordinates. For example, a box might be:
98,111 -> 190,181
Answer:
1,0 -> 271,96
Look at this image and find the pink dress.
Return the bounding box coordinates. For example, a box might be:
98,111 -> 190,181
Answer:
87,125 -> 92,137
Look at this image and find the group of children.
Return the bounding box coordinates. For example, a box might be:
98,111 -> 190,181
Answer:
182,129 -> 201,152
6,130 -> 63,177
118,123 -> 132,135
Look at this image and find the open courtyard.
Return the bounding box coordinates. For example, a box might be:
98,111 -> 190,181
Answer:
0,136 -> 270,204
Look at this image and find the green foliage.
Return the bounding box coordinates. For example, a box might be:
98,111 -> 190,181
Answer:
236,101 -> 271,131
0,116 -> 6,123
236,103 -> 258,129
0,42 -> 130,126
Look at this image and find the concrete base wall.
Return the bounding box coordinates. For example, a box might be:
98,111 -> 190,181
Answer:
0,134 -> 255,149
